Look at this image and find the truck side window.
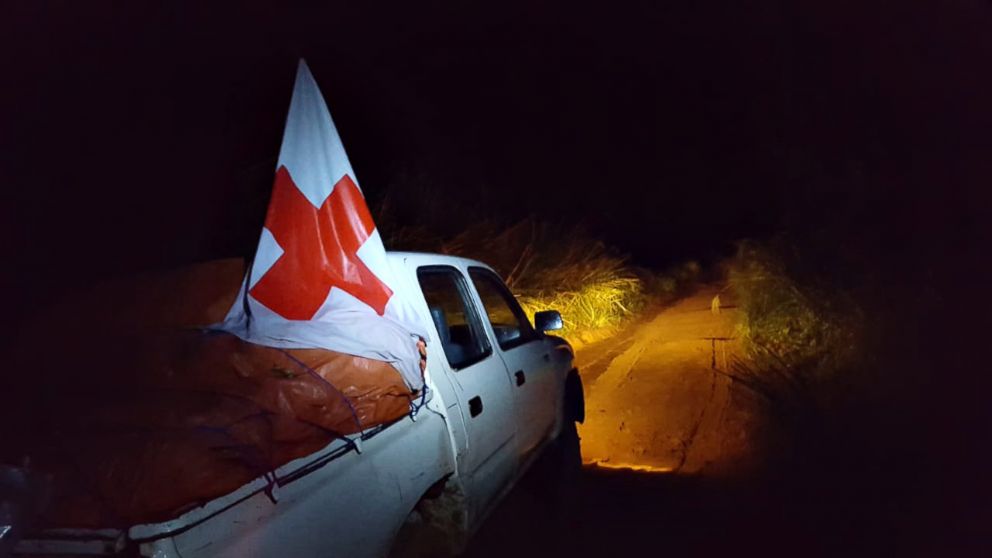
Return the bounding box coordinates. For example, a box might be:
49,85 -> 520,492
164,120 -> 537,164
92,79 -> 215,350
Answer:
417,267 -> 492,369
468,268 -> 539,350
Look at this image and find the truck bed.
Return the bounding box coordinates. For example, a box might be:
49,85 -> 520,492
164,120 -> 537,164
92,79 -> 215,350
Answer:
17,394 -> 455,558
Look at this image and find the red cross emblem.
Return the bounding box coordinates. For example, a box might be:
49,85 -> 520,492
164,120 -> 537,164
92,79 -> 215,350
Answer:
249,166 -> 393,320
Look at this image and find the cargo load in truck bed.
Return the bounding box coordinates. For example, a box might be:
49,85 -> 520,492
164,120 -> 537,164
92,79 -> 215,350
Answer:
2,260 -> 417,529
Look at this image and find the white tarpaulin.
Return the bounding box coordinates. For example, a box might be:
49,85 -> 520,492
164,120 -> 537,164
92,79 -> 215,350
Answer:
219,60 -> 426,388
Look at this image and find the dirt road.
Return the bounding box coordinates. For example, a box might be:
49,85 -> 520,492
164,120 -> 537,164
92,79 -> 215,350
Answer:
578,284 -> 759,475
464,286 -> 775,557
465,286 -> 965,557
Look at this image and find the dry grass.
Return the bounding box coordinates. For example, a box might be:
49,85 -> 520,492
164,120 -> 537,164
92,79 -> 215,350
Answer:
726,240 -> 863,415
517,277 -> 643,338
384,218 -> 648,344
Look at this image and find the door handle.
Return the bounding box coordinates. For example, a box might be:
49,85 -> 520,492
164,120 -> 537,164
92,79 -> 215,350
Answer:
469,396 -> 483,417
515,370 -> 526,386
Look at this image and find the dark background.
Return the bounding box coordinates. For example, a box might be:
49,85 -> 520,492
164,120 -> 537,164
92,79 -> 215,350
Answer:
2,2 -> 991,553
4,1 -> 989,313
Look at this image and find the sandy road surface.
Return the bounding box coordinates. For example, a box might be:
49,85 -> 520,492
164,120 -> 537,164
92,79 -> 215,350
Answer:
464,286 -> 769,557
465,286 -> 964,557
578,285 -> 758,474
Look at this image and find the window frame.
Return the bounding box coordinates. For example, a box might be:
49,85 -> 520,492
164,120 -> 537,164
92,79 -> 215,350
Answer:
467,266 -> 541,352
416,265 -> 493,371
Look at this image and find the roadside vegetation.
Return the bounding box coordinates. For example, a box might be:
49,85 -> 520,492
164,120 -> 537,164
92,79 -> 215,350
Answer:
379,204 -> 699,347
384,218 -> 645,346
718,232 -> 952,550
725,239 -> 864,420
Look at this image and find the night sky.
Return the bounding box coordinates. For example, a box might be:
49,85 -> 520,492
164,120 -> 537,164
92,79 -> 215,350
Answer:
3,1 -> 990,328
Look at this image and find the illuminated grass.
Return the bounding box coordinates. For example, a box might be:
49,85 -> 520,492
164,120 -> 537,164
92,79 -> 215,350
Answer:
447,220 -> 646,341
383,217 -> 648,343
517,277 -> 642,338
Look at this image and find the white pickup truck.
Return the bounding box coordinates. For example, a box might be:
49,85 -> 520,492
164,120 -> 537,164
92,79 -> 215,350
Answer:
13,252 -> 585,558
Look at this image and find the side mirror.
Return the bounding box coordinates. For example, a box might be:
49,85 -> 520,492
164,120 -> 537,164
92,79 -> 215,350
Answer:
534,310 -> 563,332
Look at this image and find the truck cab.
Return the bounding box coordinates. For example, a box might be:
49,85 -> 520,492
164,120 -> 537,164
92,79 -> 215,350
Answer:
402,253 -> 574,525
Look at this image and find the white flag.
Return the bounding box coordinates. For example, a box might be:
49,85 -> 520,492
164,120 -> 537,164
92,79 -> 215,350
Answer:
219,60 -> 426,388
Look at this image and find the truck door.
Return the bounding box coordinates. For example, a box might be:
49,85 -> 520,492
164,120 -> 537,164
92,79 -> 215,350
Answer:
416,266 -> 518,517
467,268 -> 558,461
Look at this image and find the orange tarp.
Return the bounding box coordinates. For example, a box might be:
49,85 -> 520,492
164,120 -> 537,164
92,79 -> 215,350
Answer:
2,259 -> 416,528
17,331 -> 415,528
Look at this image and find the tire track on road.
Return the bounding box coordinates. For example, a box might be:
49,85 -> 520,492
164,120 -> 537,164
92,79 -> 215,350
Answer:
576,285 -> 751,472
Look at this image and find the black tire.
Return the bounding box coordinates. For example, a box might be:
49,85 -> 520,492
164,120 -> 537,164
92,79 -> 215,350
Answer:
547,419 -> 582,524
549,369 -> 584,524
565,370 -> 585,424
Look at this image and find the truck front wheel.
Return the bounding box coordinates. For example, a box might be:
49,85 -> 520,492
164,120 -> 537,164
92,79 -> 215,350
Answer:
565,369 -> 585,424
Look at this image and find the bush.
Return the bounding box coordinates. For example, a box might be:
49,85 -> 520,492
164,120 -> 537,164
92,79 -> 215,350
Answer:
517,276 -> 643,337
639,260 -> 700,300
383,217 -> 646,342
726,240 -> 863,415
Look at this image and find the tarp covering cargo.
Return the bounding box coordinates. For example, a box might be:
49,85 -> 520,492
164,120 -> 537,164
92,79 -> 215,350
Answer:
2,259 -> 418,528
